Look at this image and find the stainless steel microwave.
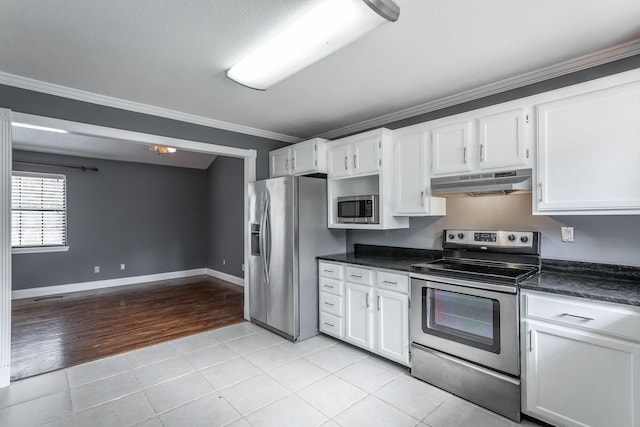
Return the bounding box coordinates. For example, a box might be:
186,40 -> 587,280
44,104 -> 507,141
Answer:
337,195 -> 379,224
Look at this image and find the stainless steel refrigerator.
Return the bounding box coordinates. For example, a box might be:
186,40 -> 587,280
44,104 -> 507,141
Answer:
248,175 -> 345,341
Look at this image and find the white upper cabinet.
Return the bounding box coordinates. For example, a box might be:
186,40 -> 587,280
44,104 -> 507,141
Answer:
477,108 -> 528,170
430,106 -> 531,176
270,147 -> 292,178
535,81 -> 640,214
328,130 -> 382,178
269,138 -> 327,178
328,141 -> 353,178
327,128 -> 409,230
393,126 -> 446,216
431,120 -> 473,175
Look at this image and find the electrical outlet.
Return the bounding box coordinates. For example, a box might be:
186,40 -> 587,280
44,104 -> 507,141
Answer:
120,264 -> 126,270
241,263 -> 245,272
223,259 -> 226,265
94,266 -> 100,273
561,226 -> 574,243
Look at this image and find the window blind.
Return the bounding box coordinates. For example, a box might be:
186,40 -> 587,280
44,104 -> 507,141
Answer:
11,172 -> 67,248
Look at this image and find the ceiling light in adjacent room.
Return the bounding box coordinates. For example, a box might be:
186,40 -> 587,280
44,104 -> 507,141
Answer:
12,122 -> 68,133
226,0 -> 400,90
148,145 -> 177,154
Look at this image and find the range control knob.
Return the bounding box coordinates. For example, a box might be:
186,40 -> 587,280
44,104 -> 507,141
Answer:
508,234 -> 516,242
521,236 -> 529,243
448,233 -> 455,240
457,232 -> 465,239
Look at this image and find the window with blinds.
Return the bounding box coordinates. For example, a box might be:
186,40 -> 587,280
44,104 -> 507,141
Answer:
11,172 -> 67,249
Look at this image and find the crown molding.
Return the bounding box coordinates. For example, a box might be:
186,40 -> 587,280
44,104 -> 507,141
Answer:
319,39 -> 640,140
0,71 -> 302,144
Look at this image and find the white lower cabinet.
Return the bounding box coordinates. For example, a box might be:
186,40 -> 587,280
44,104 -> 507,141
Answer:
345,282 -> 374,349
522,291 -> 640,427
318,261 -> 345,339
376,288 -> 409,363
319,261 -> 410,366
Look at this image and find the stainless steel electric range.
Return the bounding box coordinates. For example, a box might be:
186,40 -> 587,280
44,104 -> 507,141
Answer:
410,229 -> 541,422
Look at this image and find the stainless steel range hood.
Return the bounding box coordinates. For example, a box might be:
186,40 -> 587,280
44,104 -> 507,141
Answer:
431,169 -> 532,197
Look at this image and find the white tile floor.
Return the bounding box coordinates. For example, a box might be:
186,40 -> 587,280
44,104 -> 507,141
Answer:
0,321 -> 544,427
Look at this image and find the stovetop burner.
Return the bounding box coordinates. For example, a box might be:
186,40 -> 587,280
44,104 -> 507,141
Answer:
411,259 -> 538,284
411,229 -> 541,285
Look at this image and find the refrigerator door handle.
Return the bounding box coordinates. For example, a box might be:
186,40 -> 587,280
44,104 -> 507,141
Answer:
259,195 -> 269,284
264,193 -> 272,282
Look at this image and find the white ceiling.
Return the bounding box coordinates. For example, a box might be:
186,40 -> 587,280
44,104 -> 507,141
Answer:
12,127 -> 217,170
1,0 -> 640,143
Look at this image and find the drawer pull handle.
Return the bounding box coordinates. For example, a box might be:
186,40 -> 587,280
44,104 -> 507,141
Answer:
323,302 -> 334,306
323,269 -> 334,273
323,284 -> 334,289
562,313 -> 595,321
382,280 -> 398,285
323,322 -> 334,327
350,274 -> 363,279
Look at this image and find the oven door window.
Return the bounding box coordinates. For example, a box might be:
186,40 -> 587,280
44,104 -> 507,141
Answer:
422,287 -> 500,353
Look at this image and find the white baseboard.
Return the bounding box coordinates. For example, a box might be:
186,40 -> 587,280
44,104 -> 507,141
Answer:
0,366 -> 9,388
11,268 -> 208,300
205,268 -> 244,287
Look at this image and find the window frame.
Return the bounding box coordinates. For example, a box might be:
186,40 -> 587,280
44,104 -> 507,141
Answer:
11,170 -> 69,254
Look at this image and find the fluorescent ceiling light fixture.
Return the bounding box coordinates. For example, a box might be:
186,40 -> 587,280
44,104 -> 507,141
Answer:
12,122 -> 69,134
227,0 -> 400,90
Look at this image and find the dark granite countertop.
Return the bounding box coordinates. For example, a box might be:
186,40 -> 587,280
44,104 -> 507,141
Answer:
318,246 -> 640,307
520,259 -> 640,307
317,244 -> 441,272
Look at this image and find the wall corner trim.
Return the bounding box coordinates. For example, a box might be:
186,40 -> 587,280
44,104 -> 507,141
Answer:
205,269 -> 244,287
0,71 -> 302,144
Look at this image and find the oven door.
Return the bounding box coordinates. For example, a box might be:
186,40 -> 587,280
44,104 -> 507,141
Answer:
410,275 -> 519,376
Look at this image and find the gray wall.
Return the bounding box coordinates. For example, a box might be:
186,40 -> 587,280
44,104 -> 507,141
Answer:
12,150 -> 210,289
206,156 -> 244,277
0,85 -> 289,180
348,194 -> 640,267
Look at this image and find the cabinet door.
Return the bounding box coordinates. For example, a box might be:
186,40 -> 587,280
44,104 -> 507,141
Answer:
376,289 -> 409,365
353,137 -> 380,175
394,131 -> 427,214
328,143 -> 352,178
291,140 -> 317,175
478,108 -> 528,170
431,120 -> 473,175
345,282 -> 374,350
270,148 -> 291,178
536,83 -> 640,212
524,320 -> 640,427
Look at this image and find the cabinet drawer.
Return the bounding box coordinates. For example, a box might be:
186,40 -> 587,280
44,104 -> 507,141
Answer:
376,270 -> 409,294
345,265 -> 372,285
319,277 -> 343,296
319,261 -> 343,279
320,292 -> 342,316
320,312 -> 343,338
524,292 -> 640,342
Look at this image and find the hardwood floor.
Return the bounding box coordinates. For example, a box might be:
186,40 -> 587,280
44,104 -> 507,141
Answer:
10,276 -> 245,381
